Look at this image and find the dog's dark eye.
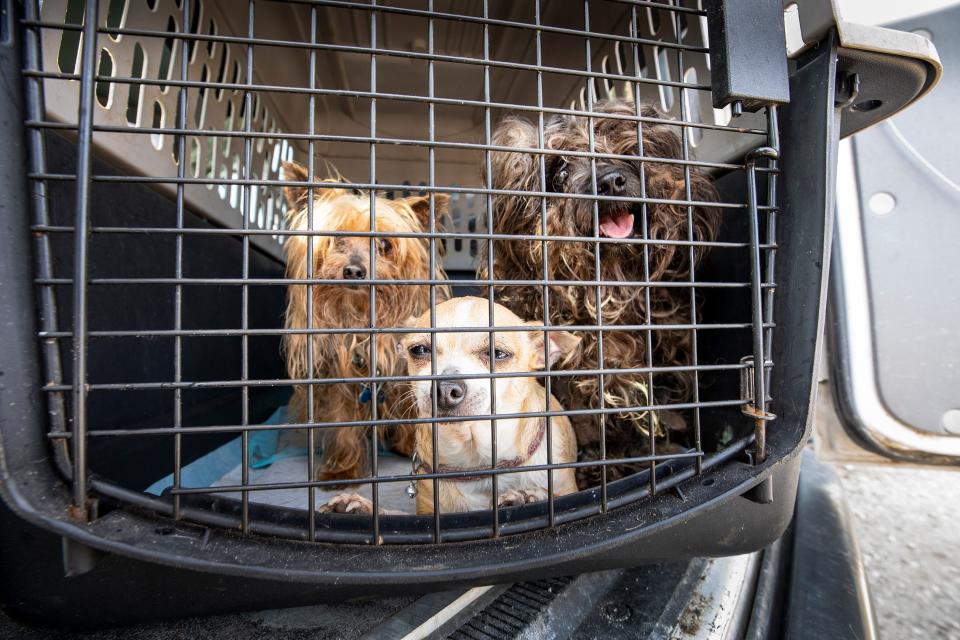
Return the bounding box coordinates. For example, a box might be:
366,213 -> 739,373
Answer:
493,349 -> 511,361
377,238 -> 392,255
408,344 -> 430,359
552,159 -> 569,190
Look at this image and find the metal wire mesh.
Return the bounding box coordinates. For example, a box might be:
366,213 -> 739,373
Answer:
22,0 -> 779,544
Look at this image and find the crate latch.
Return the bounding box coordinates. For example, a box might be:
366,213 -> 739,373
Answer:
705,0 -> 791,113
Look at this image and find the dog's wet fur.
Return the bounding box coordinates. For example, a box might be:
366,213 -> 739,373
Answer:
482,100 -> 720,488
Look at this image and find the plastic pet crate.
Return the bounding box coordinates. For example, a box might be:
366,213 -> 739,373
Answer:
0,0 -> 940,627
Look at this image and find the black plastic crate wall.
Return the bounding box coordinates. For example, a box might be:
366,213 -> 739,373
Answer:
23,0 -> 779,544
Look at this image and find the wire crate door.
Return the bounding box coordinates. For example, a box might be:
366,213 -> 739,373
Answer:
40,0 -> 301,260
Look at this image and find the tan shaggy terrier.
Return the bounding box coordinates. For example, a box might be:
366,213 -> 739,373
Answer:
281,161 -> 449,482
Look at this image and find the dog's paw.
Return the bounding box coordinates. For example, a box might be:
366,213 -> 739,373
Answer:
319,493 -> 374,515
497,488 -> 549,507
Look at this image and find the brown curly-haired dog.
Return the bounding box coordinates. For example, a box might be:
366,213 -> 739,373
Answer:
482,101 -> 720,489
282,161 -> 449,482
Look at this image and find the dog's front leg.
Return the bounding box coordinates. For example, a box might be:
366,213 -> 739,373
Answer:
318,388 -> 370,482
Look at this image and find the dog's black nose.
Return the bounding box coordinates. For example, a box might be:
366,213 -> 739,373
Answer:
598,170 -> 627,196
438,379 -> 467,410
342,263 -> 366,280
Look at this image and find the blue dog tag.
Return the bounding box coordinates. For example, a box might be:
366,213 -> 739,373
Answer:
359,385 -> 385,404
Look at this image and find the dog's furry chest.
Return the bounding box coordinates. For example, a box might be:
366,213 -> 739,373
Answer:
432,442 -> 551,512
315,333 -> 399,372
301,332 -> 413,424
442,466 -> 549,512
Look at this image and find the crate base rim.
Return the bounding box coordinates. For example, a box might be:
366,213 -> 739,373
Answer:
0,420 -> 805,586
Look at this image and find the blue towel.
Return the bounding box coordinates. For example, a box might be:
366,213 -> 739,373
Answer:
144,405 -> 401,495
145,405 -> 297,495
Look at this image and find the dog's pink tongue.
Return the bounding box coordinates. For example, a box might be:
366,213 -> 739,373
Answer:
599,211 -> 635,239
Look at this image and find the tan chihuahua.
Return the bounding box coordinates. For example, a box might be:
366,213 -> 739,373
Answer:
320,296 -> 580,515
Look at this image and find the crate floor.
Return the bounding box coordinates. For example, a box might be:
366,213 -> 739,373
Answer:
212,453 -> 416,513
145,405 -> 418,514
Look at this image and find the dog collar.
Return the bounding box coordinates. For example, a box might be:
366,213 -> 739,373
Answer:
411,418 -> 547,484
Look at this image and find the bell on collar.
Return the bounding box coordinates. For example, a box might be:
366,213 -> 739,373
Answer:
406,451 -> 420,498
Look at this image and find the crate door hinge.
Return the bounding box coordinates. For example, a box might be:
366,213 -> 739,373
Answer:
740,356 -> 776,505
835,72 -> 861,109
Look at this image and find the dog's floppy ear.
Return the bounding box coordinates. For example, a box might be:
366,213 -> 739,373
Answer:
491,116 -> 538,151
402,193 -> 450,256
281,161 -> 310,211
487,117 -> 539,193
526,322 -> 581,369
544,330 -> 581,368
401,193 -> 450,231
